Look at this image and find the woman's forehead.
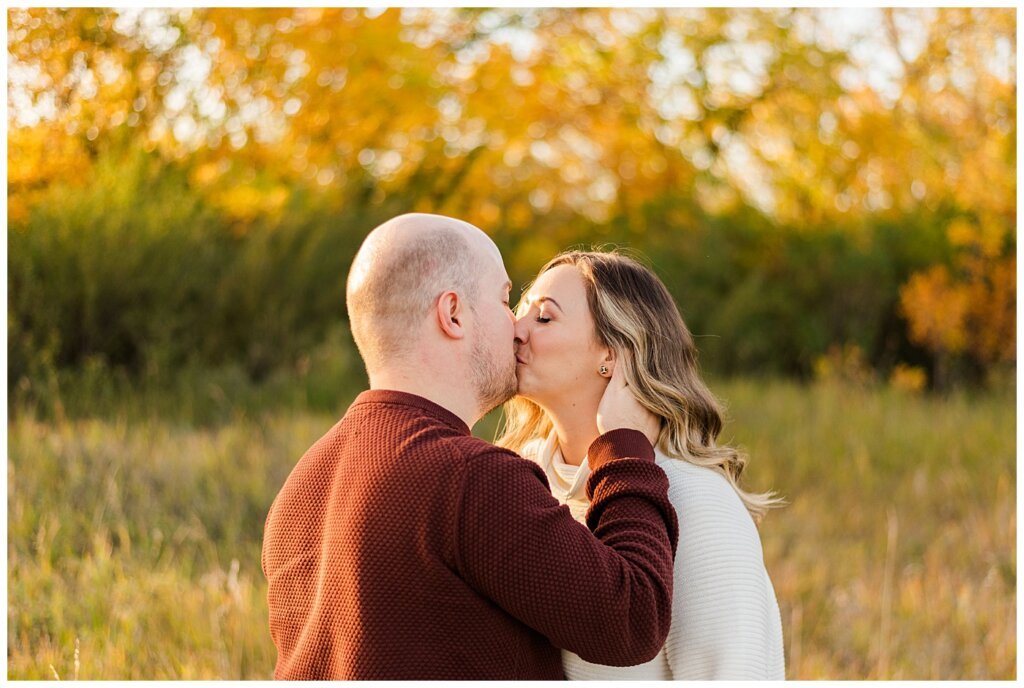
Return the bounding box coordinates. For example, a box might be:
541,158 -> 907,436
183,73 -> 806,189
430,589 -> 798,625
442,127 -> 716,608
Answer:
526,264 -> 586,304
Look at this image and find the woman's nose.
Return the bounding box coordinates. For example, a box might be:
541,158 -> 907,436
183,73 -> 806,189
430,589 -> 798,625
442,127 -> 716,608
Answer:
513,315 -> 530,345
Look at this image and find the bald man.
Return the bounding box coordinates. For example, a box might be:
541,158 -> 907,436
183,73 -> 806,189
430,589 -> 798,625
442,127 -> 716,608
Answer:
261,213 -> 679,679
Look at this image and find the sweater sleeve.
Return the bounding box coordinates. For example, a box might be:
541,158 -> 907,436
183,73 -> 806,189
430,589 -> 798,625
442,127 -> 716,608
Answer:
661,464 -> 778,679
455,430 -> 679,667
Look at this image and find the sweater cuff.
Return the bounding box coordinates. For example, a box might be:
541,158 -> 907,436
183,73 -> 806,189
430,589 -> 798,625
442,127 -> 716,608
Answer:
588,429 -> 654,471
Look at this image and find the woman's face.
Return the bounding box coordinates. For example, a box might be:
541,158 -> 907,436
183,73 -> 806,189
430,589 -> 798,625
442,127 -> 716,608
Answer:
513,264 -> 610,409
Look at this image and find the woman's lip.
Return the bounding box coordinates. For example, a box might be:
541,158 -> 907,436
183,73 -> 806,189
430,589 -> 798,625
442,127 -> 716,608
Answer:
516,357 -> 526,365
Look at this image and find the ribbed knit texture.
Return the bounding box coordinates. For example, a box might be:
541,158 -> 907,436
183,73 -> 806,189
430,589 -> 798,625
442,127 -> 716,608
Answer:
525,433 -> 786,680
261,390 -> 679,680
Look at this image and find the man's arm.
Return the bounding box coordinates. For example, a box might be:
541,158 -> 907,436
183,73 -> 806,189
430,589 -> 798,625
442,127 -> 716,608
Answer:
454,429 -> 679,667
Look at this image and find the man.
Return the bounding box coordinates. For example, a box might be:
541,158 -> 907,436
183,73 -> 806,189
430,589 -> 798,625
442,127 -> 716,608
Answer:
261,213 -> 679,679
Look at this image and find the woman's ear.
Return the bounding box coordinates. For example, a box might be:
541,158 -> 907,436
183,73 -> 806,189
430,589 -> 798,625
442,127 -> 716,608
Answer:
436,291 -> 465,340
598,348 -> 615,378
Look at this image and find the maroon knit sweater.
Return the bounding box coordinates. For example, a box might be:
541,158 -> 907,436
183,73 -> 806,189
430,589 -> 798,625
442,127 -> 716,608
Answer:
262,390 -> 679,680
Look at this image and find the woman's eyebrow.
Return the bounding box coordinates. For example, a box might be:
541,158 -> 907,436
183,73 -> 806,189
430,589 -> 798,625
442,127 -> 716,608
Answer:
528,295 -> 563,312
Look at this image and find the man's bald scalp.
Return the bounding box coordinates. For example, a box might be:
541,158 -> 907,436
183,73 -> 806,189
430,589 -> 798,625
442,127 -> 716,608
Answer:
346,214 -> 481,372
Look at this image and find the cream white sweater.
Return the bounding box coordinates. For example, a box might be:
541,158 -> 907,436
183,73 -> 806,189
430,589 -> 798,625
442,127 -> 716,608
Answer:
523,432 -> 786,680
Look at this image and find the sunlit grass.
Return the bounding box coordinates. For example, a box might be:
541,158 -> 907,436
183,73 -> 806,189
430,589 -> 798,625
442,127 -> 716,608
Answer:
7,379 -> 1015,679
8,412 -> 334,679
717,379 -> 1016,679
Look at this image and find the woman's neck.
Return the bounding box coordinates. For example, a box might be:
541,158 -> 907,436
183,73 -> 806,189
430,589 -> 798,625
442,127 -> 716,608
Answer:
545,399 -> 602,467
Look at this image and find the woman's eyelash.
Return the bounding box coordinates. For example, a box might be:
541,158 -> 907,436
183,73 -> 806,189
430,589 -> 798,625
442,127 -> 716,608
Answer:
535,315 -> 551,323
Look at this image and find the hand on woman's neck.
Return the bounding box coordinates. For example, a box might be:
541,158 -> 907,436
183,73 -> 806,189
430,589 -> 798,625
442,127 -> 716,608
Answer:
547,400 -> 602,467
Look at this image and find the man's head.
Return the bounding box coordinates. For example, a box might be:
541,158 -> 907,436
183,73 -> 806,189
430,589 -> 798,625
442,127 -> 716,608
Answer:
346,213 -> 518,416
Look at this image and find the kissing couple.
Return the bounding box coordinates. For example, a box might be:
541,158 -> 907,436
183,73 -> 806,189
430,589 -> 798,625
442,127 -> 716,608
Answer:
262,213 -> 785,680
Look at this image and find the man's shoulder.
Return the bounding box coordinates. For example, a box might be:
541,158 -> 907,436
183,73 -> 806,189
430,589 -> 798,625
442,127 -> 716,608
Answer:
446,435 -> 548,482
338,395 -> 463,444
447,434 -> 529,464
337,395 -> 545,480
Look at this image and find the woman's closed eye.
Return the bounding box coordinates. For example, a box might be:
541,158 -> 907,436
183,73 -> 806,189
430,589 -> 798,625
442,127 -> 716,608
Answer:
535,313 -> 551,324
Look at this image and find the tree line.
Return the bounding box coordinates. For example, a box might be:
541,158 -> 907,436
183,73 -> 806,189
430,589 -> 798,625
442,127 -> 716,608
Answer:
8,8 -> 1015,396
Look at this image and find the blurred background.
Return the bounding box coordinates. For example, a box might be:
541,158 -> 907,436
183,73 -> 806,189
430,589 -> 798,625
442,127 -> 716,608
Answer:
6,7 -> 1015,679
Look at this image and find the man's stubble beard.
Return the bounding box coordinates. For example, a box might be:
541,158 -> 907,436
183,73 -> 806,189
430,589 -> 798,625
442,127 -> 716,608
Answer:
472,332 -> 518,417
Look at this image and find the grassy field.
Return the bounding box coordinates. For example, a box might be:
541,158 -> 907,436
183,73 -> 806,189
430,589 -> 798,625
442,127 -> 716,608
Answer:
7,378 -> 1016,679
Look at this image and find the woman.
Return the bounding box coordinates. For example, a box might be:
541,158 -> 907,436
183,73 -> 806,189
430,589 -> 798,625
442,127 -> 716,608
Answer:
498,250 -> 786,680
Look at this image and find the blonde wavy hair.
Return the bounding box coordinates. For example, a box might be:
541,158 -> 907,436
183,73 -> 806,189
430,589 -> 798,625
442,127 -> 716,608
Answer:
497,250 -> 784,521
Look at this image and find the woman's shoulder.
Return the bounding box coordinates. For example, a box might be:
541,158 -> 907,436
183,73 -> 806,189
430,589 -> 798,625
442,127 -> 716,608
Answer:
655,451 -> 757,529
518,437 -> 547,465
656,452 -> 733,495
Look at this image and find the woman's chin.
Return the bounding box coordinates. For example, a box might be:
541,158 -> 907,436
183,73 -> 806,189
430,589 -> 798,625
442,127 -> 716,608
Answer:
514,382 -> 540,403
515,372 -> 556,406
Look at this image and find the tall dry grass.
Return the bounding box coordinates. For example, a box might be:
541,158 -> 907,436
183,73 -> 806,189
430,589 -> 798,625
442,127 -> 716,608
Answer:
7,378 -> 1015,679
717,379 -> 1016,679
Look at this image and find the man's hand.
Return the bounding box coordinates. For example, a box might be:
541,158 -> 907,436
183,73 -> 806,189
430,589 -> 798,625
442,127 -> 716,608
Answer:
596,364 -> 661,444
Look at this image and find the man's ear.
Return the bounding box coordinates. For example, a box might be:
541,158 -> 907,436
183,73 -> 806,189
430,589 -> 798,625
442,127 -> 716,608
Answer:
436,291 -> 466,340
